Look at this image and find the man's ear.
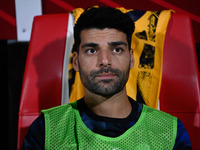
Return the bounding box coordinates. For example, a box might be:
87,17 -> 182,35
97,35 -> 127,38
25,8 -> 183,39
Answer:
72,51 -> 79,72
130,49 -> 134,69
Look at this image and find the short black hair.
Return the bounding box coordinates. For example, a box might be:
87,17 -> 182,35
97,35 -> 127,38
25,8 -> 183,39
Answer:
73,6 -> 135,52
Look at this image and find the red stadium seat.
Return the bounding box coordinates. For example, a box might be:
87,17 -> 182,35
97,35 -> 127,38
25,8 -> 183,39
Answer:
17,13 -> 200,149
160,13 -> 200,150
17,13 -> 72,149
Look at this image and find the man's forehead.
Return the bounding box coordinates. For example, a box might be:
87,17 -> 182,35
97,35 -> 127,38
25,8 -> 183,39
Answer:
81,41 -> 128,49
80,28 -> 128,45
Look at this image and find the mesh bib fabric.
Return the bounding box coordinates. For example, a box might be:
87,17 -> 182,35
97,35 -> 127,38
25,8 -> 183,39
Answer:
42,101 -> 177,150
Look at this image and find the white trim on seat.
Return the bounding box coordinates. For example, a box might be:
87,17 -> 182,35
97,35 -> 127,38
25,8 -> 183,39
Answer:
61,13 -> 74,104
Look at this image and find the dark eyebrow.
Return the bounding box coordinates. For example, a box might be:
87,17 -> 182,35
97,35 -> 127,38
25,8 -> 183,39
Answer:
81,43 -> 99,48
108,41 -> 128,47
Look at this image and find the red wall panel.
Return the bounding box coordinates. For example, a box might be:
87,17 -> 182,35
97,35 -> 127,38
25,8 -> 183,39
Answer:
0,0 -> 200,42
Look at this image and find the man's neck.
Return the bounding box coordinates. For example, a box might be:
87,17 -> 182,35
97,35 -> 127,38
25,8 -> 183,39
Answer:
83,88 -> 132,118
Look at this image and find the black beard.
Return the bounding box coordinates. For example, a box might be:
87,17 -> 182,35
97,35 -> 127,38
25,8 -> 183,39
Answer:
78,65 -> 130,97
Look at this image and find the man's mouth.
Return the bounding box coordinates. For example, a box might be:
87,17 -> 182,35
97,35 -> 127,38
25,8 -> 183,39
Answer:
90,67 -> 120,81
95,73 -> 116,80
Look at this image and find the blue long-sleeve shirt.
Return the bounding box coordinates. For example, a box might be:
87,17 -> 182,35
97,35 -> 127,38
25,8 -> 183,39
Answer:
22,98 -> 192,149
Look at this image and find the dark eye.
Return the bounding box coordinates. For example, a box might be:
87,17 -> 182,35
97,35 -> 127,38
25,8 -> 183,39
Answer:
113,48 -> 123,54
86,49 -> 97,55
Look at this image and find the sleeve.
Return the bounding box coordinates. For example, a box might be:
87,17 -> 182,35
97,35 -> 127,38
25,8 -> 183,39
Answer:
173,119 -> 192,150
21,113 -> 45,150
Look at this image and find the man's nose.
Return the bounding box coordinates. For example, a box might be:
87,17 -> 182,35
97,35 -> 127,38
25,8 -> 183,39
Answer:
97,50 -> 112,68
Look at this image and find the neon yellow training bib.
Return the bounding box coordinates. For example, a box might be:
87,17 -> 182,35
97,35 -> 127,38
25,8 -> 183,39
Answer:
42,101 -> 177,149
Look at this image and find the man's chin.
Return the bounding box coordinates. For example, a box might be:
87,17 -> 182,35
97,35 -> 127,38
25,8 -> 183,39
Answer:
97,79 -> 114,84
89,83 -> 123,97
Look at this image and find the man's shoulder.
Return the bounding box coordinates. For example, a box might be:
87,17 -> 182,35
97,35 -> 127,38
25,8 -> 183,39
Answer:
41,101 -> 78,122
142,104 -> 177,121
41,101 -> 77,114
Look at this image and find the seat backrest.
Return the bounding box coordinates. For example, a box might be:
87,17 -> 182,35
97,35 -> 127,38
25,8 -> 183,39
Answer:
160,13 -> 200,150
17,13 -> 73,149
17,13 -> 200,150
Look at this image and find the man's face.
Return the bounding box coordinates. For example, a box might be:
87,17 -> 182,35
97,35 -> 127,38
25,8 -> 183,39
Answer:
73,28 -> 134,97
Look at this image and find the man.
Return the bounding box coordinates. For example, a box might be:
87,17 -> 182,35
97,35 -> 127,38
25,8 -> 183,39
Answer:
23,7 -> 192,149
